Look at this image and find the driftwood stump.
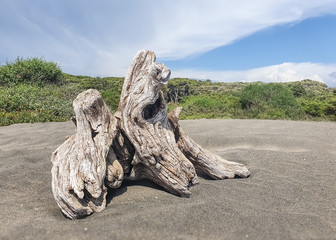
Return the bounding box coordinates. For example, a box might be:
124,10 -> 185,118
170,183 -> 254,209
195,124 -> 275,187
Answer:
51,50 -> 250,219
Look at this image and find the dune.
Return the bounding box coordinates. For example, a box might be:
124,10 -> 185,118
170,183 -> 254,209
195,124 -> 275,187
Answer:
0,119 -> 335,240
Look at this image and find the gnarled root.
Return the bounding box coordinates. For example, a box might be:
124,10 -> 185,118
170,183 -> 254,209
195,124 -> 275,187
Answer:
169,107 -> 250,179
115,50 -> 198,197
51,50 -> 249,219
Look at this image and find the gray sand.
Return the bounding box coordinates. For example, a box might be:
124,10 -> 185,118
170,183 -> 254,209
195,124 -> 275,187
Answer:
0,119 -> 335,240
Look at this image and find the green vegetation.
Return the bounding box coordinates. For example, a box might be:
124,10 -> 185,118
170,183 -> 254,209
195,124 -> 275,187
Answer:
0,57 -> 335,126
239,83 -> 305,120
298,95 -> 336,121
0,57 -> 63,86
0,84 -> 72,126
0,58 -> 123,126
168,94 -> 242,119
166,78 -> 335,121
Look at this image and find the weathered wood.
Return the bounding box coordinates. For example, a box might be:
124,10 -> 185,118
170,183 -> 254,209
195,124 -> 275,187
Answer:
115,50 -> 198,197
51,50 -> 250,219
169,107 -> 250,179
51,89 -> 121,219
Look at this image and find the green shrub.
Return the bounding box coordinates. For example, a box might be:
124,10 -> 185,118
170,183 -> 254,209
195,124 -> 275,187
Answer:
0,109 -> 69,126
0,75 -> 124,126
298,95 -> 336,120
324,97 -> 336,120
289,83 -> 306,97
0,57 -> 63,86
171,94 -> 241,119
0,83 -> 73,126
240,83 -> 305,120
62,74 -> 123,111
164,78 -> 202,103
101,90 -> 121,111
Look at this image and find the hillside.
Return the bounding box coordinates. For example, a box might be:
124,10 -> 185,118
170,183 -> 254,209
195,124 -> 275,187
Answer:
164,78 -> 335,120
0,58 -> 335,126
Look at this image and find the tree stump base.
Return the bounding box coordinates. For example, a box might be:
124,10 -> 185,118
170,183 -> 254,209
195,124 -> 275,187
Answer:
51,50 -> 250,219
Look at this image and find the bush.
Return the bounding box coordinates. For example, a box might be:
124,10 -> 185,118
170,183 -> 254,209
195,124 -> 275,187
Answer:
240,83 -> 305,120
289,83 -> 306,97
171,94 -> 242,119
298,95 -> 336,120
0,84 -> 73,126
0,74 -> 124,126
0,57 -> 63,86
63,74 -> 124,111
164,78 -> 202,103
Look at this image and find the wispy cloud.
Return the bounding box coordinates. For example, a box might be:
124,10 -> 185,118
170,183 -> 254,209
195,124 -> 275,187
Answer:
1,0 -> 336,79
172,62 -> 336,86
150,0 -> 336,59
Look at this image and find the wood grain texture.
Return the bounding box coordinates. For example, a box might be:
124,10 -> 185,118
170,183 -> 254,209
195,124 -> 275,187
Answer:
51,50 -> 250,219
169,107 -> 250,179
115,50 -> 198,197
51,89 -> 121,219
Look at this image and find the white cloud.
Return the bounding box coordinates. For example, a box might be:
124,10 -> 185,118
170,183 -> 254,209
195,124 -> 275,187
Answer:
147,0 -> 336,59
1,0 -> 336,78
172,62 -> 336,87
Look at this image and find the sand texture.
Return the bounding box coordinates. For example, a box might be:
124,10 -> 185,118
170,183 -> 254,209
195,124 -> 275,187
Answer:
0,119 -> 335,240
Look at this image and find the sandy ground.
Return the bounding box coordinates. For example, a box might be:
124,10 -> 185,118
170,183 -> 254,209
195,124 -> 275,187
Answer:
0,119 -> 335,240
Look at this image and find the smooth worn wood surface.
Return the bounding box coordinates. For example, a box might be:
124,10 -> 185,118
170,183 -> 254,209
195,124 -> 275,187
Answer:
51,50 -> 250,219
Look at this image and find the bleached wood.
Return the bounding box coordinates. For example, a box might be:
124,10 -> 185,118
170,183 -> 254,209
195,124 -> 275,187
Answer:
115,50 -> 198,197
51,89 -> 122,219
51,50 -> 250,219
169,107 -> 250,179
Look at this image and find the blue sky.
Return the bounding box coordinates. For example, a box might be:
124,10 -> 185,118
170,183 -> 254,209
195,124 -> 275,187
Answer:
165,15 -> 336,70
1,0 -> 336,86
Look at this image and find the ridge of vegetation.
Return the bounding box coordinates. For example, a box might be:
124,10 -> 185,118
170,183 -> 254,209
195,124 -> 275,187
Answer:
0,58 -> 335,126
